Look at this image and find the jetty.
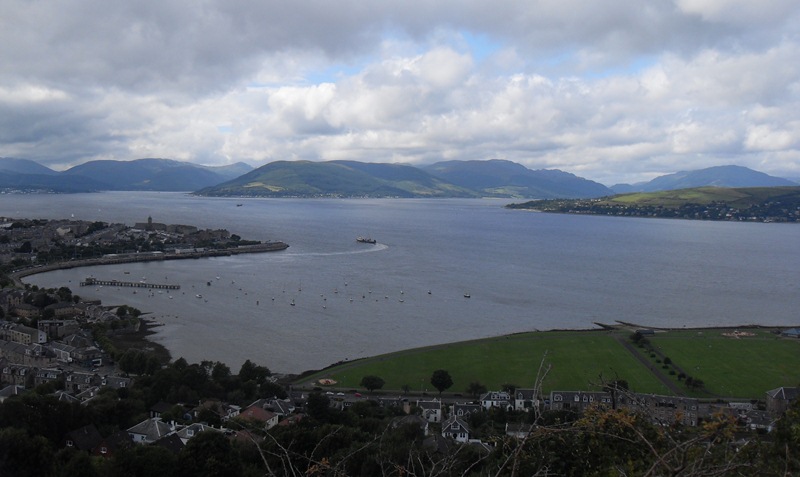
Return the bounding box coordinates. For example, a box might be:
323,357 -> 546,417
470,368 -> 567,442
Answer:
79,277 -> 180,290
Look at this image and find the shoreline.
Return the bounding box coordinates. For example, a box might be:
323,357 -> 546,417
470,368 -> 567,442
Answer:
10,241 -> 289,287
106,316 -> 172,364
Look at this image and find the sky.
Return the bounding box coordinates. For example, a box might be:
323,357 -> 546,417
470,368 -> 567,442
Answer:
0,0 -> 798,185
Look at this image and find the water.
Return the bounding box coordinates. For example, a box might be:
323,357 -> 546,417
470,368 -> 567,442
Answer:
4,192 -> 798,373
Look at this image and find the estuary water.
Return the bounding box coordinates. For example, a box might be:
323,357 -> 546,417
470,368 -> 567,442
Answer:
4,192 -> 799,373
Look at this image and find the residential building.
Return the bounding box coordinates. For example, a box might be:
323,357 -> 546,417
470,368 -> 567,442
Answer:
417,399 -> 443,423
514,388 -> 538,411
127,418 -> 176,445
766,387 -> 800,416
441,415 -> 470,443
480,391 -> 512,410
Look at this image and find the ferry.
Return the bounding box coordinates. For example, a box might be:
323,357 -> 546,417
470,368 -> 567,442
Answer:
356,236 -> 376,244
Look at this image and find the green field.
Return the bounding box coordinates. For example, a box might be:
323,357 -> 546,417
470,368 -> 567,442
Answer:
298,328 -> 800,399
646,329 -> 800,398
300,331 -> 671,395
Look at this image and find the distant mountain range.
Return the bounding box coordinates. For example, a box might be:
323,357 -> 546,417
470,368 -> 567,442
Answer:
611,165 -> 797,193
1,157 -> 797,198
421,160 -> 612,198
0,157 -> 253,192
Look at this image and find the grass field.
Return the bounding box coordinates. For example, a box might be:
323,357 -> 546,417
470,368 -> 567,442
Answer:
298,328 -> 800,399
646,329 -> 800,398
300,330 -> 671,396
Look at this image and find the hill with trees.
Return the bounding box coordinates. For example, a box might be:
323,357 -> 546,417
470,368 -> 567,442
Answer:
507,186 -> 800,222
423,159 -> 613,198
194,160 -> 478,198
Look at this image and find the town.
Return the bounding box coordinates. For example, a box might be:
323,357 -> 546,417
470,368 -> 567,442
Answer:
1,217 -> 799,475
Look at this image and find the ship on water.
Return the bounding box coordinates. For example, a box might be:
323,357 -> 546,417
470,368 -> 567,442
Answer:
356,236 -> 376,244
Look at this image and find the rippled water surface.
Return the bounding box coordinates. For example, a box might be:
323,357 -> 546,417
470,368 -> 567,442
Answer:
5,192 -> 798,372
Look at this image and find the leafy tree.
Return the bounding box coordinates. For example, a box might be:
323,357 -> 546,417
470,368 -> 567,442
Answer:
56,286 -> 73,302
16,240 -> 32,253
360,375 -> 385,393
211,362 -> 231,383
110,445 -> 178,477
238,359 -> 270,384
306,391 -> 331,421
501,383 -> 518,394
466,381 -> 488,399
430,369 -> 453,396
0,428 -> 56,477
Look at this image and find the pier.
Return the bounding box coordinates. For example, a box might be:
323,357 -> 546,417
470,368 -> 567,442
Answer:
80,277 -> 180,290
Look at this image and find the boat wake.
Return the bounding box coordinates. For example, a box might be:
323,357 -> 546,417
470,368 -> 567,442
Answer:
284,243 -> 389,258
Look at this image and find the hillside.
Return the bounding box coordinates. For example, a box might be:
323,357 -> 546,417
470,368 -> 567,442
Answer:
611,165 -> 797,193
61,158 -> 234,191
195,160 -> 478,198
423,159 -> 612,198
0,157 -> 58,175
0,171 -> 108,193
507,186 -> 800,222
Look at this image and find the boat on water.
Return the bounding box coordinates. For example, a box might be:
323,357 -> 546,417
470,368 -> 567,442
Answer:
356,236 -> 377,244
463,293 -> 471,298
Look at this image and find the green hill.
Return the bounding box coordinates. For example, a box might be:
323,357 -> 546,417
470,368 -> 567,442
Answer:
195,160 -> 478,198
423,159 -> 613,198
507,186 -> 800,222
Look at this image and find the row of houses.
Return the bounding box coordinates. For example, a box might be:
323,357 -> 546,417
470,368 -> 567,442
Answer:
0,362 -> 131,397
43,381 -> 800,462
0,332 -> 103,368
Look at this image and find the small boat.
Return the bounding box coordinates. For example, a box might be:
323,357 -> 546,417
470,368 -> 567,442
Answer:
356,236 -> 377,244
236,203 -> 243,207
196,294 -> 202,298
463,293 -> 471,298
290,299 -> 295,306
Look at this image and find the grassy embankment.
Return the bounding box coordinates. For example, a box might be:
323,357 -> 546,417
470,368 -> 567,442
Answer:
299,327 -> 800,399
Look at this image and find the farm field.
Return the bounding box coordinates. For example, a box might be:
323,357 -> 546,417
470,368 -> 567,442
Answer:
645,329 -> 800,398
298,327 -> 800,400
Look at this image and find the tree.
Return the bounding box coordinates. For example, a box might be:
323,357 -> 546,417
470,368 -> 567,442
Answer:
430,369 -> 453,396
238,359 -> 270,384
466,381 -> 488,399
360,375 -> 385,393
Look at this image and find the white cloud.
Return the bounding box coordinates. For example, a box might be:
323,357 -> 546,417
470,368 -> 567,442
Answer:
0,0 -> 799,183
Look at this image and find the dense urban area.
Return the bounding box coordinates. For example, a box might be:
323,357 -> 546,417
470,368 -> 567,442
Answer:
1,217 -> 799,476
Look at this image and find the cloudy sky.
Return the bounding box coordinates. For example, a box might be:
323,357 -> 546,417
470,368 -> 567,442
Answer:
1,0 -> 798,185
